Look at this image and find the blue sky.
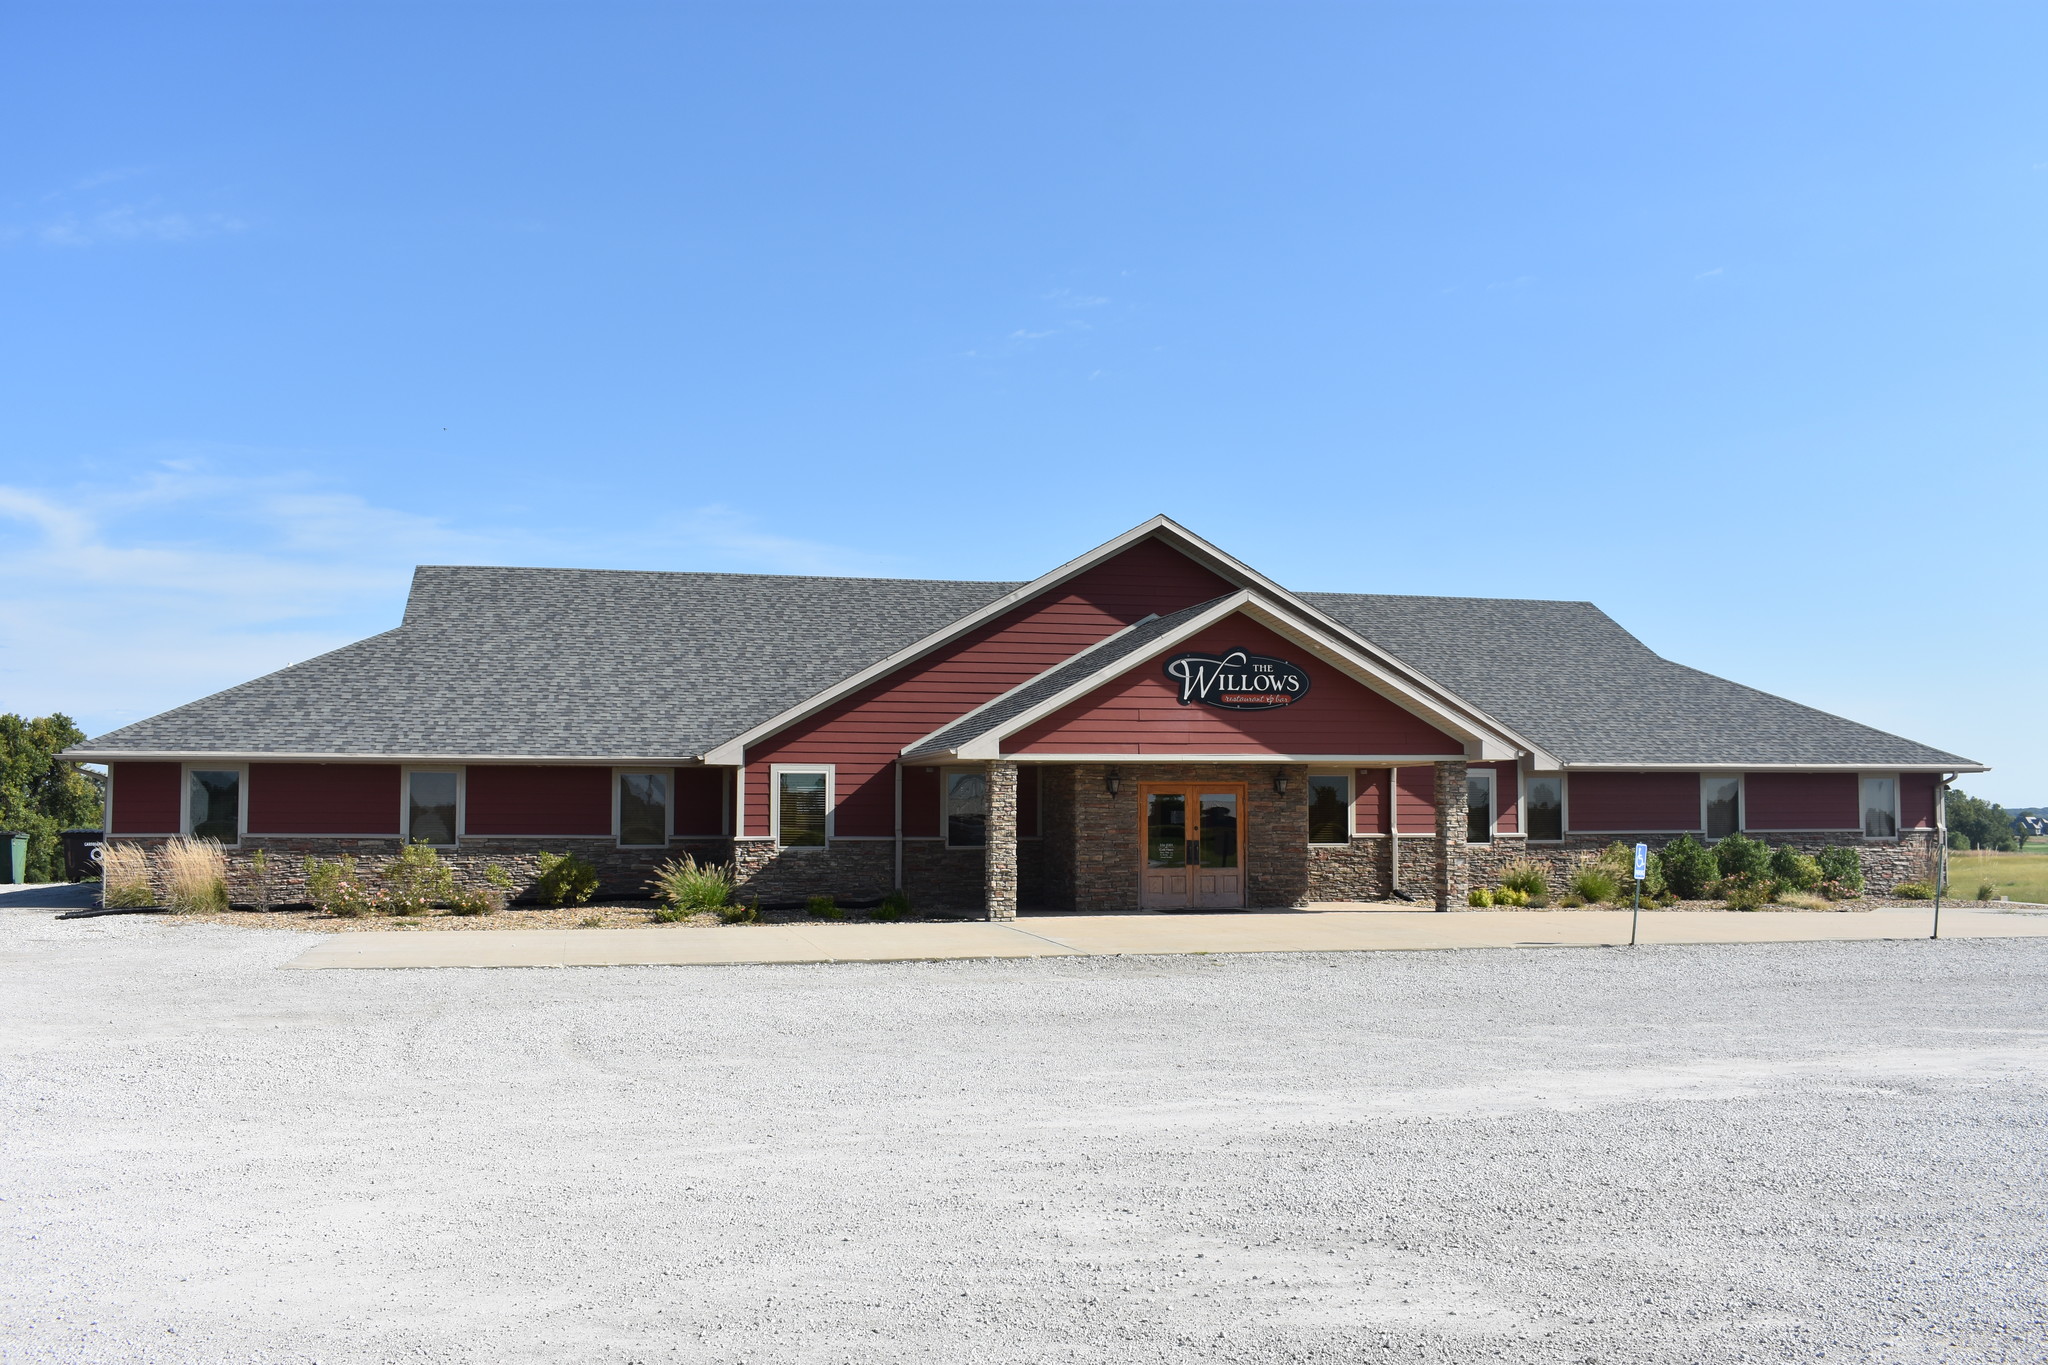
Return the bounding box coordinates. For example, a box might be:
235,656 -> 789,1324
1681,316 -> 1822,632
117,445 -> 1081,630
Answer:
2,2 -> 2042,803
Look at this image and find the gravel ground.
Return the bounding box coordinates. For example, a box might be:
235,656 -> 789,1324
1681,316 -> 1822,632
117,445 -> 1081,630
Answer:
3,904 -> 2044,1364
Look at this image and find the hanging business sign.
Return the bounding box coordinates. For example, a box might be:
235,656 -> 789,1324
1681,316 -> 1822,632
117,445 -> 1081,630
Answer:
1163,648 -> 1312,711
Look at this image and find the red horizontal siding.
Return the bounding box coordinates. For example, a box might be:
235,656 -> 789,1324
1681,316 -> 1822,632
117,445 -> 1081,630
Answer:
1473,762 -> 1519,834
1005,617 -> 1465,760
248,763 -> 400,835
1745,772 -> 1858,830
466,765 -> 613,837
111,761 -> 181,834
1353,768 -> 1388,835
674,767 -> 728,836
1901,772 -> 1937,830
1568,772 -> 1700,832
1393,766 -> 1437,833
902,765 -> 941,837
745,538 -> 1238,836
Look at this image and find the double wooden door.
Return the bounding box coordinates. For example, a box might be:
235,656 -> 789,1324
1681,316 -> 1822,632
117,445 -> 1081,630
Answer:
1138,783 -> 1246,910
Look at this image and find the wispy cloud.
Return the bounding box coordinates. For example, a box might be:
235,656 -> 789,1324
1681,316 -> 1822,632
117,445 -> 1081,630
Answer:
32,205 -> 246,247
0,463 -> 885,738
1694,266 -> 1726,280
1045,288 -> 1110,309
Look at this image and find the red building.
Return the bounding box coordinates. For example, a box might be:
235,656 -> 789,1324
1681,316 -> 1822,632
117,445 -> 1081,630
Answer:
69,517 -> 1980,912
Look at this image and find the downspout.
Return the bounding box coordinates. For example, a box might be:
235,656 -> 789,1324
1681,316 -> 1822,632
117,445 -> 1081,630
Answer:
893,762 -> 904,892
1932,772 -> 1955,940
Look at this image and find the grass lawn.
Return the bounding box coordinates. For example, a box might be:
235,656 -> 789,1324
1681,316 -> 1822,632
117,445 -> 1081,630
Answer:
1943,847 -> 2048,904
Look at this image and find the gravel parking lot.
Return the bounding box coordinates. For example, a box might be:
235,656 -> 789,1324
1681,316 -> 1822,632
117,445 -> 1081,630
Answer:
4,905 -> 2044,1364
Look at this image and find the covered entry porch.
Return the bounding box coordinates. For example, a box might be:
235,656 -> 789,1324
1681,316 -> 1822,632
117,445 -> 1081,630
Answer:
963,760 -> 1475,919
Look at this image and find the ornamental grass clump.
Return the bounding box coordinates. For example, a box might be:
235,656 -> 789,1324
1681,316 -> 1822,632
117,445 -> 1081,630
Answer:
1495,860 -> 1550,905
159,837 -> 228,914
1976,880 -> 1996,902
647,855 -> 734,921
871,890 -> 911,921
382,841 -> 455,916
1567,866 -> 1620,905
805,894 -> 843,920
99,842 -> 154,908
535,851 -> 600,907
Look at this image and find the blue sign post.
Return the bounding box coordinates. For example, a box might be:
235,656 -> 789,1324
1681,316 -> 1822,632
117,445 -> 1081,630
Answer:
1629,843 -> 1648,946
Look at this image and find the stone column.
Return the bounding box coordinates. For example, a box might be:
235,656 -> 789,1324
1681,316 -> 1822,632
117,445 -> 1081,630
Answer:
984,760 -> 1019,921
1433,760 -> 1469,911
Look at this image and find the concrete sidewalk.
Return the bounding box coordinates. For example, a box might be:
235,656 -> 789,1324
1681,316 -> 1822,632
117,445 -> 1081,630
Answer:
280,905 -> 2048,969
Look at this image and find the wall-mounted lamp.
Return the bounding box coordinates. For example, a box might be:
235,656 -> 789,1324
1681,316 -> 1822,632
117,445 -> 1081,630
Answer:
1104,766 -> 1122,797
1273,768 -> 1291,797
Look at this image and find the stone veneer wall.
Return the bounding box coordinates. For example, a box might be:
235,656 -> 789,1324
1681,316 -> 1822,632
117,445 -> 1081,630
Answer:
1462,829 -> 1940,897
1059,761 -> 1309,912
109,835 -> 733,908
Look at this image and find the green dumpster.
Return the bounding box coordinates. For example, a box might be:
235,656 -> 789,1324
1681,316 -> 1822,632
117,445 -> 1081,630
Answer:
0,832 -> 26,885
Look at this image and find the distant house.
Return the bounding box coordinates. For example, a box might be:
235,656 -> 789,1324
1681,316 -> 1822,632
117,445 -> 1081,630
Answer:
66,517 -> 1985,913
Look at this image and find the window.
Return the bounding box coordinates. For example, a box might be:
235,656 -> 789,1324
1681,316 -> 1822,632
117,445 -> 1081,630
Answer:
188,769 -> 241,843
1861,775 -> 1898,839
618,771 -> 669,846
1703,775 -> 1741,840
1526,775 -> 1564,841
945,769 -> 987,848
775,768 -> 829,848
1466,770 -> 1494,844
1307,774 -> 1351,845
407,771 -> 459,845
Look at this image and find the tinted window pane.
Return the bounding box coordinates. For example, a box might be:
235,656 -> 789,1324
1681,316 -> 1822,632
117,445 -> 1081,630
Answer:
1146,791 -> 1186,867
620,772 -> 668,846
1198,793 -> 1239,869
1862,777 -> 1897,838
409,771 -> 458,844
946,771 -> 986,847
1466,772 -> 1493,844
189,770 -> 239,843
1307,775 -> 1349,844
778,771 -> 827,847
1526,777 -> 1563,841
1704,777 -> 1740,840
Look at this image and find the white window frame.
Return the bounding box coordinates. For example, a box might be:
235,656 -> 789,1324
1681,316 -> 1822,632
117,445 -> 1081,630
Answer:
614,767 -> 675,848
400,766 -> 465,848
1465,768 -> 1496,844
942,765 -> 989,850
1859,772 -> 1900,842
1523,770 -> 1567,843
1306,769 -> 1354,846
1700,772 -> 1744,842
770,764 -> 834,851
182,762 -> 248,845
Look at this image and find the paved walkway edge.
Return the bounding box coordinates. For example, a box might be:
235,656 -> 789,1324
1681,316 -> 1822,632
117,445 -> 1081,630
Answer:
278,908 -> 2048,970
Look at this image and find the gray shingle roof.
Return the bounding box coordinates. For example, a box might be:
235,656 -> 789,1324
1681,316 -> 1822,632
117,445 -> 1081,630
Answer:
902,597 -> 1232,759
74,561 -> 1979,769
79,567 -> 1019,759
1299,592 -> 1976,767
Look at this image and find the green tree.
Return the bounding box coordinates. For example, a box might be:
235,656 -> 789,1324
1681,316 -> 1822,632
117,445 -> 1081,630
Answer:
1945,789 -> 2017,852
0,714 -> 105,882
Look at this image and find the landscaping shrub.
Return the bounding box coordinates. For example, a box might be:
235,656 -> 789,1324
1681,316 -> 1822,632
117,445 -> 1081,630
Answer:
159,837 -> 228,915
806,894 -> 843,920
1467,887 -> 1494,908
534,851 -> 600,907
99,842 -> 153,908
1712,832 -> 1771,883
716,898 -> 761,925
1568,867 -> 1619,904
1976,880 -> 1996,902
1593,841 -> 1665,899
1658,835 -> 1718,900
1769,845 -> 1823,892
304,855 -> 378,917
1495,861 -> 1550,900
1493,886 -> 1531,907
872,890 -> 912,921
1814,846 -> 1865,898
647,855 -> 734,915
1722,879 -> 1775,911
448,866 -> 513,917
382,841 -> 455,916
1892,881 -> 1935,900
